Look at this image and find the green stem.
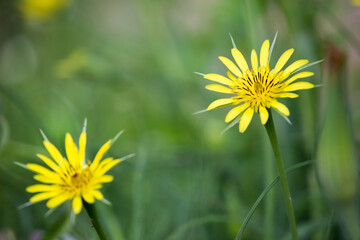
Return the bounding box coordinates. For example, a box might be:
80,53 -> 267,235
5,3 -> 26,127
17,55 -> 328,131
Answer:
83,200 -> 108,240
264,111 -> 298,240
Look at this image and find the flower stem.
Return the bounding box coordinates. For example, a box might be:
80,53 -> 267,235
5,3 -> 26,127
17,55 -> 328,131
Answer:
83,200 -> 108,240
264,111 -> 298,240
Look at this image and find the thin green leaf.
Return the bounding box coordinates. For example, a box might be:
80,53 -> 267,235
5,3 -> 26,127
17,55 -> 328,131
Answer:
166,215 -> 234,240
235,160 -> 313,240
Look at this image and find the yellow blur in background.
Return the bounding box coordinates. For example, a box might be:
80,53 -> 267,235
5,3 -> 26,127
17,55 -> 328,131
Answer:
19,0 -> 71,21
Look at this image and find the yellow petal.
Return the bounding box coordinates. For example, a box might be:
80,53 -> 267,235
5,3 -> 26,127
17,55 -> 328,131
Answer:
82,192 -> 95,204
78,131 -> 87,168
259,106 -> 269,125
43,141 -> 64,166
225,103 -> 250,123
260,40 -> 270,67
27,164 -> 57,179
30,191 -> 60,203
94,159 -> 121,177
231,48 -> 249,73
46,193 -> 70,208
205,84 -> 232,93
204,73 -> 233,86
207,98 -> 233,111
283,82 -> 314,92
276,93 -> 299,98
97,157 -> 114,167
65,133 -> 79,169
94,175 -> 114,183
271,101 -> 290,116
239,107 -> 254,133
273,49 -> 294,73
72,195 -> 82,214
92,190 -> 104,200
34,175 -> 62,184
226,71 -> 238,82
26,184 -> 58,193
36,154 -> 60,173
218,56 -> 242,77
283,72 -> 314,85
91,140 -> 112,171
251,49 -> 258,69
282,59 -> 309,76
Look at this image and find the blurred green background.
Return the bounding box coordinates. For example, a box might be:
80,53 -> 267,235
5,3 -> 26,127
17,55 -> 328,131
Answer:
0,0 -> 359,239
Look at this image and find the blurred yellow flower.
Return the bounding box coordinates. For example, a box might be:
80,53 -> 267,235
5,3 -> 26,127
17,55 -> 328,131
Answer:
19,0 -> 71,21
26,123 -> 121,214
202,38 -> 314,133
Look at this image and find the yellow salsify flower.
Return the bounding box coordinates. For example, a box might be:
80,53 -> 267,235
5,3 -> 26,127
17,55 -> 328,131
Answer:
26,122 -> 122,214
202,37 -> 315,133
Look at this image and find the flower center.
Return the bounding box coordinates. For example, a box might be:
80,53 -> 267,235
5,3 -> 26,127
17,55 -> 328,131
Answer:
254,81 -> 264,94
65,167 -> 92,192
233,67 -> 280,110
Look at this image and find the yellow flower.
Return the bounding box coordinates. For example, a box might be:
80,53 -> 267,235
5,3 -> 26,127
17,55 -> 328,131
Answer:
19,0 -> 71,22
26,124 -> 121,214
202,37 -> 315,133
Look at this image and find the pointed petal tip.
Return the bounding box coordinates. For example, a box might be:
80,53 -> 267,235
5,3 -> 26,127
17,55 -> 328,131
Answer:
194,72 -> 205,76
39,129 -> 49,142
82,118 -> 87,132
112,129 -> 125,144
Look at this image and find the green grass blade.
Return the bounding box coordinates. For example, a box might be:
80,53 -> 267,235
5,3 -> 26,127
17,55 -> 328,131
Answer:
165,215 -> 234,240
235,160 -> 313,240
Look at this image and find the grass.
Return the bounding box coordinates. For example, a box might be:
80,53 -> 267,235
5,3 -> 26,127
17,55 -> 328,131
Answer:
0,0 -> 359,239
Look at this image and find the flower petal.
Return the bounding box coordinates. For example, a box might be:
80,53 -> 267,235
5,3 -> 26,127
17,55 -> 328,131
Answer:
251,49 -> 258,69
260,40 -> 270,67
271,101 -> 290,116
273,48 -> 294,73
46,193 -> 70,208
276,93 -> 299,98
203,73 -> 233,86
225,103 -> 250,123
231,48 -> 249,73
218,56 -> 242,77
226,72 -> 238,82
239,107 -> 254,133
93,175 -> 114,184
36,154 -> 60,173
94,159 -> 121,177
92,190 -> 104,200
83,192 -> 95,204
29,191 -> 60,203
65,133 -> 79,170
283,82 -> 314,92
91,140 -> 112,171
283,72 -> 314,85
205,84 -> 232,93
26,184 -> 58,193
27,164 -> 58,179
259,106 -> 269,125
34,175 -> 62,184
206,98 -> 233,111
282,59 -> 309,76
43,141 -> 64,167
78,131 -> 87,168
72,195 -> 82,214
